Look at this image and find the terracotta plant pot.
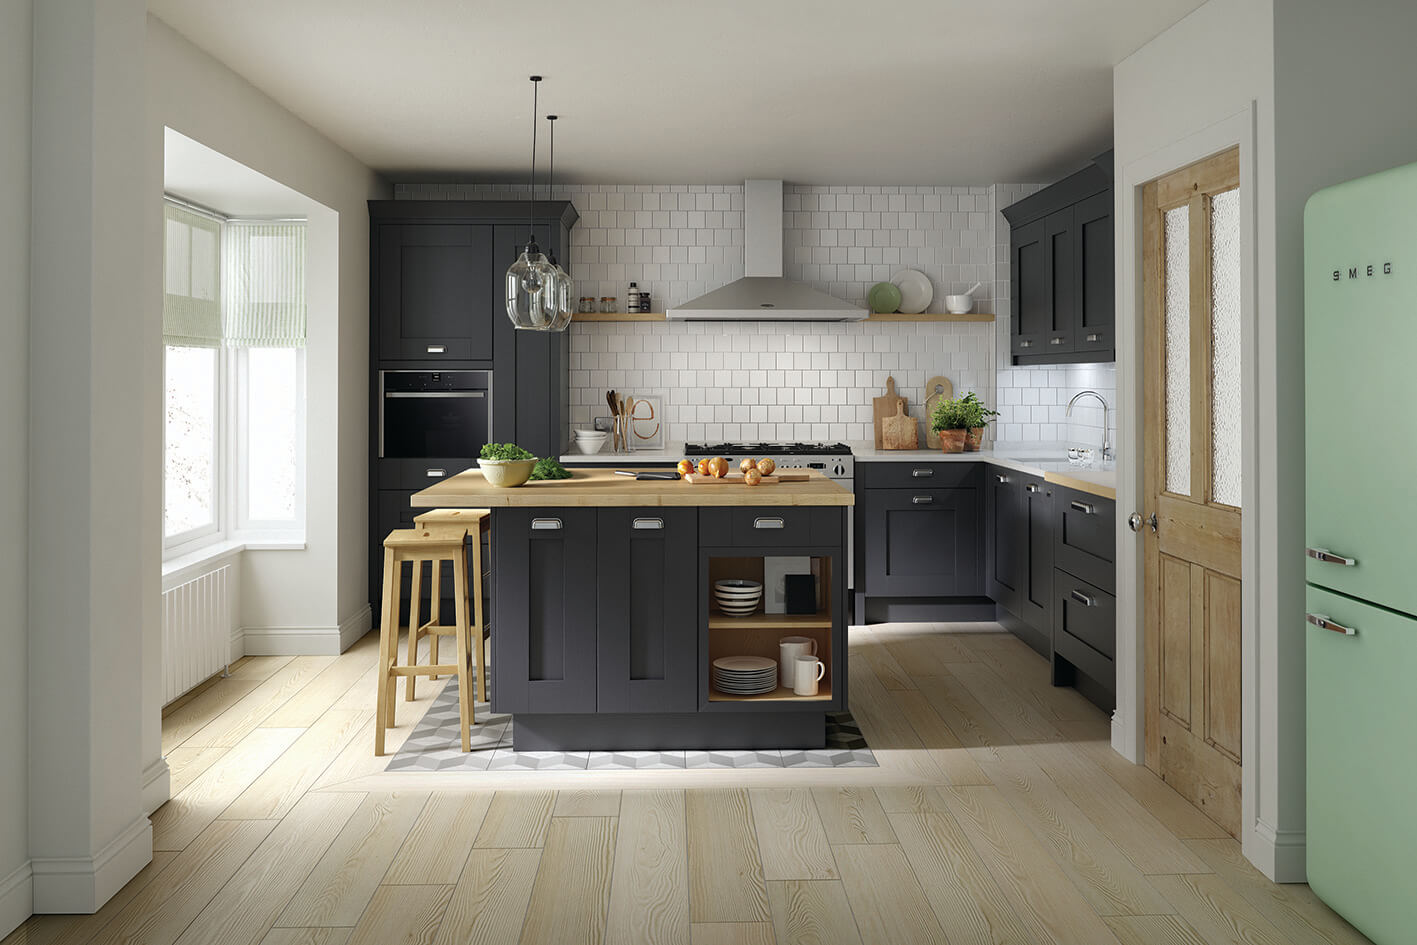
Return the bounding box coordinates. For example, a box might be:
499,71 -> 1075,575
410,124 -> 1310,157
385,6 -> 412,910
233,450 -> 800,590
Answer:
937,428 -> 967,453
964,427 -> 984,451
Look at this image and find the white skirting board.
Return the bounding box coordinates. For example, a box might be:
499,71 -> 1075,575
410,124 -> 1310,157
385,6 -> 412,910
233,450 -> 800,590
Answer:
0,860 -> 32,939
142,758 -> 171,817
31,816 -> 152,915
237,604 -> 372,656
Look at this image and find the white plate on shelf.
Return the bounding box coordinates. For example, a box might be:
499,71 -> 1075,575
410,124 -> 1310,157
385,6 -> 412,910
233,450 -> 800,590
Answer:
891,269 -> 933,314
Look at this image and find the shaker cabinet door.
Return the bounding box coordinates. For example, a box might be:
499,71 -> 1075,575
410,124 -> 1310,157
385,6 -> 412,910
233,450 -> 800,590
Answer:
377,224 -> 495,361
596,509 -> 699,713
492,508 -> 598,714
985,466 -> 1023,615
862,488 -> 982,598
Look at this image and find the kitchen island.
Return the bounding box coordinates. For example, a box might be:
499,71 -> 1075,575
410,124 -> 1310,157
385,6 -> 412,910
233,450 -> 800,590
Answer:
412,467 -> 854,751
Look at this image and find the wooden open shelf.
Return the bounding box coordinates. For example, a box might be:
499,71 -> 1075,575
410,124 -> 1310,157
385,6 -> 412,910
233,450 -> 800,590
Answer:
708,611 -> 832,630
571,311 -> 994,323
708,682 -> 833,703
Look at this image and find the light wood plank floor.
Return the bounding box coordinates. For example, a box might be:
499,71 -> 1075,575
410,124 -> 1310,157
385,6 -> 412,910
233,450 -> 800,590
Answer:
3,624 -> 1372,945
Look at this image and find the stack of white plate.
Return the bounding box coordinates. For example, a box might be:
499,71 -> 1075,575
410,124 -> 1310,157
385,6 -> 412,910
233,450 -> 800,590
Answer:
713,579 -> 763,616
711,656 -> 778,695
573,429 -> 609,454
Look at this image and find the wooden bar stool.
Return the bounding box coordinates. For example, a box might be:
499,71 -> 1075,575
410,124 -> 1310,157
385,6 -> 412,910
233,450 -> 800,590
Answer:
411,508 -> 491,704
375,525 -> 475,755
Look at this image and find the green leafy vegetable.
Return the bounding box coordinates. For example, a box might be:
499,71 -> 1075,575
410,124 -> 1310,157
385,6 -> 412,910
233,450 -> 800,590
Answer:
529,457 -> 572,481
480,442 -> 534,461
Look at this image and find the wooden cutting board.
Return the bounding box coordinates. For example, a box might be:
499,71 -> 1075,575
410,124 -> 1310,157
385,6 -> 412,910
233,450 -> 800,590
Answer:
683,471 -> 812,485
922,375 -> 954,450
872,376 -> 908,449
880,400 -> 918,450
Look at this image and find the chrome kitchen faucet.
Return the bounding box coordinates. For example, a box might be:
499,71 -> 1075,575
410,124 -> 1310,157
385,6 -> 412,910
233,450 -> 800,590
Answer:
1066,390 -> 1111,461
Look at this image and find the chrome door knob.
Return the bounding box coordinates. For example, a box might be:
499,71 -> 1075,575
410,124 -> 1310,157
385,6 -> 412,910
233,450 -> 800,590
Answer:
1128,512 -> 1158,533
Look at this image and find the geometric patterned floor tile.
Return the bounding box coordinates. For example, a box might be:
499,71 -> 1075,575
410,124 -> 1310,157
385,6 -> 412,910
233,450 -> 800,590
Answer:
386,674 -> 877,772
587,750 -> 688,770
685,749 -> 785,769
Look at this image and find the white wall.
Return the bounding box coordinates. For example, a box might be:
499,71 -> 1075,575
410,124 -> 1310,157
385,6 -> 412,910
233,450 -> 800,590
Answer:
1112,0 -> 1284,877
0,0 -> 31,933
29,0 -> 153,913
145,15 -> 387,674
1270,0 -> 1417,881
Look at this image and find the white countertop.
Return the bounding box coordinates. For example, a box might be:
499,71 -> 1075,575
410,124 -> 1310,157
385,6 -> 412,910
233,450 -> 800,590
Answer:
850,441 -> 1116,499
560,439 -> 1116,498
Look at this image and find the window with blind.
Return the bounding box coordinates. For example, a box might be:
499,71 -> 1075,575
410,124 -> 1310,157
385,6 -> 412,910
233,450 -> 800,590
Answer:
162,200 -> 307,554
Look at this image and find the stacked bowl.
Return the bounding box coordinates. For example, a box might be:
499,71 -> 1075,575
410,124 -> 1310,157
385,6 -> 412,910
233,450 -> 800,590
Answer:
713,579 -> 763,617
573,428 -> 609,454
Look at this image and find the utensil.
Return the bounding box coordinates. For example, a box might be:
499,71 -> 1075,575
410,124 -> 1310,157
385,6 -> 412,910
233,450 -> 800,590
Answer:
880,400 -> 919,450
872,376 -> 908,450
891,269 -> 933,314
793,656 -> 826,696
867,281 -> 902,315
922,375 -> 954,450
966,281 -> 982,296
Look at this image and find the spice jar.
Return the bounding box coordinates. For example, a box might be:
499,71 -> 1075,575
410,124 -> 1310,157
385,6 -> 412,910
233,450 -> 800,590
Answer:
578,297 -> 595,314
600,297 -> 617,313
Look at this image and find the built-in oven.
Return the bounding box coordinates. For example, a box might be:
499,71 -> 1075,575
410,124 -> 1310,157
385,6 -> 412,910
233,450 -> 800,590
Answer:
379,369 -> 491,461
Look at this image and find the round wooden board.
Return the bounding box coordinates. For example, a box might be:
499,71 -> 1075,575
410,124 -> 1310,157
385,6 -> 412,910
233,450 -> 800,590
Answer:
922,375 -> 954,449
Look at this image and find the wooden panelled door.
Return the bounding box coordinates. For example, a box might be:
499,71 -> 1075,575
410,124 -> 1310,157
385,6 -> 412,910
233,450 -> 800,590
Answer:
1141,147 -> 1243,835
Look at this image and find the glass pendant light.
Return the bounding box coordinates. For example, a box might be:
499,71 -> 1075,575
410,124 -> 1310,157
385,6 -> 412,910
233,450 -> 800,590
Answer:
505,76 -> 558,329
545,114 -> 575,331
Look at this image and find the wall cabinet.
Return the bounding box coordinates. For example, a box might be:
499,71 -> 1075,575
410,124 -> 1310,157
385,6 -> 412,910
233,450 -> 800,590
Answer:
376,224 -> 495,361
1003,154 -> 1114,365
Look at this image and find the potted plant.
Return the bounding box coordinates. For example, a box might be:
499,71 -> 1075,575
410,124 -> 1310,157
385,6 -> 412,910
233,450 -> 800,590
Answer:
929,397 -> 971,453
958,392 -> 1000,451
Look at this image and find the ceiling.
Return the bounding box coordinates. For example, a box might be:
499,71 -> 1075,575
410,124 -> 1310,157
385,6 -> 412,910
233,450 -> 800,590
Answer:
148,0 -> 1205,186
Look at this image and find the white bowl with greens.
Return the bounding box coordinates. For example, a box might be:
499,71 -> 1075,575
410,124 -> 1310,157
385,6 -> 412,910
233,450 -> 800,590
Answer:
478,443 -> 537,487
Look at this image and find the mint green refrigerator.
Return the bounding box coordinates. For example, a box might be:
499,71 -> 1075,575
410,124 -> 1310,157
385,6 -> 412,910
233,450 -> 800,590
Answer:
1305,163 -> 1417,945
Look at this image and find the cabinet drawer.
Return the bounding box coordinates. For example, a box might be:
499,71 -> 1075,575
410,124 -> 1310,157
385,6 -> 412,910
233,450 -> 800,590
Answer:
859,461 -> 979,490
1053,570 -> 1115,659
379,458 -> 476,490
1055,486 -> 1115,592
700,507 -> 842,548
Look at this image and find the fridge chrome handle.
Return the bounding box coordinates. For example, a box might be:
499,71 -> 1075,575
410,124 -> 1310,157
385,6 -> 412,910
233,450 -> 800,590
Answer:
1307,613 -> 1357,636
1307,547 -> 1357,567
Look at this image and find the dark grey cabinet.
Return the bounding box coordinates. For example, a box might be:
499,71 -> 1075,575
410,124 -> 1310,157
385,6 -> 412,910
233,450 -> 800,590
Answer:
493,508 -> 599,714
984,465 -> 1053,657
377,224 -> 495,362
860,486 -> 982,598
1003,153 -> 1114,364
1050,485 -> 1117,710
596,509 -> 699,713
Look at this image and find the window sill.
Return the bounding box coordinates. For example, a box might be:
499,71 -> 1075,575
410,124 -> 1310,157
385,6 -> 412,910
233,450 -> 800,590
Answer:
162,533 -> 306,586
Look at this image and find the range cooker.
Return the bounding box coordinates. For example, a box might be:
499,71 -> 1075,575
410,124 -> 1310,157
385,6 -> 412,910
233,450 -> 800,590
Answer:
684,442 -> 855,588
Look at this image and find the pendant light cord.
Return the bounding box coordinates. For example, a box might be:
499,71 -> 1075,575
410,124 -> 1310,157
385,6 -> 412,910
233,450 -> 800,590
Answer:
546,115 -> 556,205
528,76 -> 541,241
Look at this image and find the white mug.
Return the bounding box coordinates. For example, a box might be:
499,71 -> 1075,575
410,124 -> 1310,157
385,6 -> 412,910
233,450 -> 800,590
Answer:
779,636 -> 817,690
794,656 -> 826,696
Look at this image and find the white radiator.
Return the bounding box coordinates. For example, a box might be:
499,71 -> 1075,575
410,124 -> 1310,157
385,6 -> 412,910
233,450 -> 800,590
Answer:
162,565 -> 232,704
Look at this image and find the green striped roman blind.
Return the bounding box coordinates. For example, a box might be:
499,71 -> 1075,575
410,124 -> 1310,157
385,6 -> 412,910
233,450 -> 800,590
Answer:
222,221 -> 307,347
162,201 -> 222,347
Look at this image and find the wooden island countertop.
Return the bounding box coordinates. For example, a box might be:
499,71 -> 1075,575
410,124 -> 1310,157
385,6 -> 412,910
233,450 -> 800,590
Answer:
411,466 -> 855,508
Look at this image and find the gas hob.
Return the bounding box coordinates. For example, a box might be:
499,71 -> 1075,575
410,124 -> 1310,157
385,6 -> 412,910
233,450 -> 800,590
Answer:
683,442 -> 853,481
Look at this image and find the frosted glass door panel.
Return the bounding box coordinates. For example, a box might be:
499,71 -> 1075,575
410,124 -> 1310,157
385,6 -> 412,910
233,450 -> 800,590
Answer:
1163,206 -> 1191,497
1210,188 -> 1242,507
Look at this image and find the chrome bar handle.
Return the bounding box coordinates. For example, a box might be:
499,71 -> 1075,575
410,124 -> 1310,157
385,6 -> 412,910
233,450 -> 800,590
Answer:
1025,483 -> 1042,494
1050,337 -> 1066,345
1019,339 -> 1033,348
995,474 -> 1010,483
426,344 -> 446,354
912,496 -> 934,505
1307,547 -> 1357,567
425,468 -> 446,478
753,517 -> 785,530
911,468 -> 934,478
1070,589 -> 1096,607
1086,333 -> 1101,342
1307,613 -> 1357,636
531,518 -> 562,531
1070,500 -> 1095,514
632,517 -> 664,530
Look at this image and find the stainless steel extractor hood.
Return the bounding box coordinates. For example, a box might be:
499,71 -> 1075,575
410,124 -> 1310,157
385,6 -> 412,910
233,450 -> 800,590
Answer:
666,180 -> 868,321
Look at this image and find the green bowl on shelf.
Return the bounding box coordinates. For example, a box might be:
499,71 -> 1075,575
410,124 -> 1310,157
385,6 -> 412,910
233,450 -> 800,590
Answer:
868,282 -> 902,314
